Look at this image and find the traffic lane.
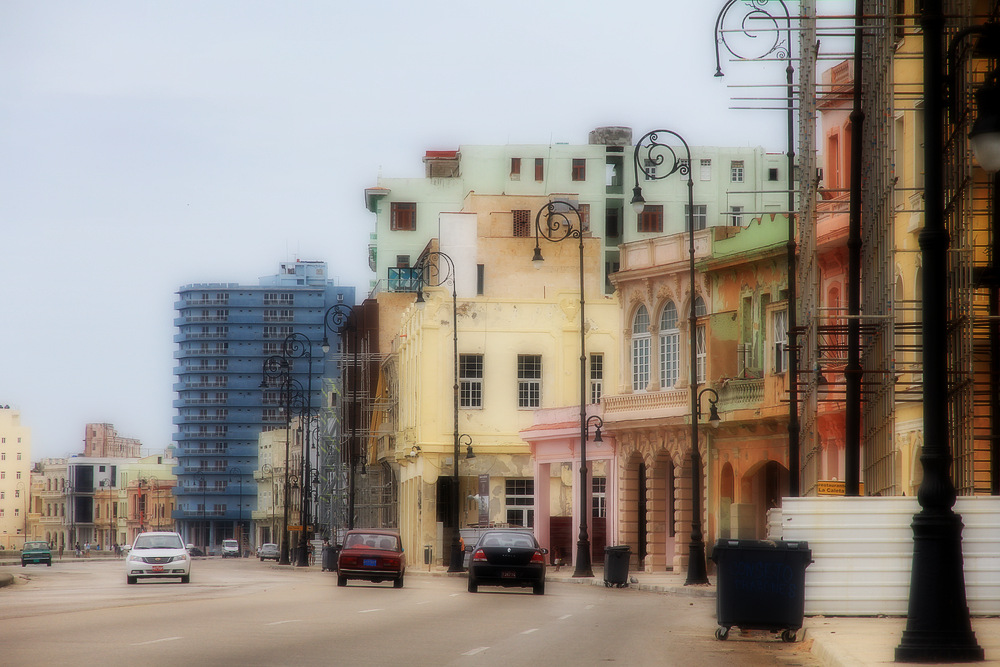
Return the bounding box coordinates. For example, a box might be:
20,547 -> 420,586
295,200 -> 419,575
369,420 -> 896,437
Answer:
0,564 -> 815,666
0,558 -> 299,620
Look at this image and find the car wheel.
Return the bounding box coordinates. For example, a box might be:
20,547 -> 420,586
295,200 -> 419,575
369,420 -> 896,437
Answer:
180,574 -> 190,584
21,562 -> 25,567
468,577 -> 478,593
127,576 -> 137,585
337,575 -> 347,587
393,575 -> 404,589
46,561 -> 51,567
533,581 -> 545,595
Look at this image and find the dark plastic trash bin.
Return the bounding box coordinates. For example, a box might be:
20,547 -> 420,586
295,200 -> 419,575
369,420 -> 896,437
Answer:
711,539 -> 812,642
604,545 -> 631,588
322,545 -> 340,572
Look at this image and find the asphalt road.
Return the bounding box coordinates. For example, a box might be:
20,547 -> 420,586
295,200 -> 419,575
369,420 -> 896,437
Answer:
0,558 -> 817,667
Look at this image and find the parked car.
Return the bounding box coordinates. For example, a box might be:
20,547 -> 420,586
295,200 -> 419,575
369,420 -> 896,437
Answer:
126,531 -> 191,584
336,529 -> 405,588
259,543 -> 280,562
467,529 -> 547,595
21,541 -> 52,567
186,544 -> 205,557
221,539 -> 240,558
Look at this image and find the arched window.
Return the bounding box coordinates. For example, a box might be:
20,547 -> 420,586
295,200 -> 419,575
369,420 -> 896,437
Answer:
632,306 -> 651,391
659,302 -> 680,388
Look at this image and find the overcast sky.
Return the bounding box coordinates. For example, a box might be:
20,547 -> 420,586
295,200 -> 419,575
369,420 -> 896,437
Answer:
1,1 -> 853,460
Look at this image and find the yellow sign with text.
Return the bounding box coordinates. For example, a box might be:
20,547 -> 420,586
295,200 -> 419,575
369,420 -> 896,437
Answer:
817,480 -> 865,496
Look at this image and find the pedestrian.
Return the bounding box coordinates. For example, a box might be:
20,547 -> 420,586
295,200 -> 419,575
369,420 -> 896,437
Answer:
308,541 -> 315,566
75,542 -> 81,558
84,541 -> 90,557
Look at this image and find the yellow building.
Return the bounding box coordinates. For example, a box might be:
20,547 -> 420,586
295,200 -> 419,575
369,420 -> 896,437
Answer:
382,194 -> 619,565
0,407 -> 32,550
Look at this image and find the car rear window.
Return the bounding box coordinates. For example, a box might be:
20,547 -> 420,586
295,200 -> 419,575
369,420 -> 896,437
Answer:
344,533 -> 400,551
481,533 -> 536,548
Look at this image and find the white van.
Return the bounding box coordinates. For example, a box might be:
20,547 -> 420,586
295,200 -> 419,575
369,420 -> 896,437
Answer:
222,539 -> 240,558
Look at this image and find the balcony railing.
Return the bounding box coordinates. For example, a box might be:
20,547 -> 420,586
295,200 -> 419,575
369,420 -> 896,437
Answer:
603,380 -> 766,417
717,378 -> 765,410
602,387 -> 689,415
387,267 -> 421,292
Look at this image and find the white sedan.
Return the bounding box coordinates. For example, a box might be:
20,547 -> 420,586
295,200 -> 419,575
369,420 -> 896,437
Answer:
126,531 -> 191,584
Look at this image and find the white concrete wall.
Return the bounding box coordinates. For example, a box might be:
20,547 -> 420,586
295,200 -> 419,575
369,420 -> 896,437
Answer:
767,496 -> 1000,616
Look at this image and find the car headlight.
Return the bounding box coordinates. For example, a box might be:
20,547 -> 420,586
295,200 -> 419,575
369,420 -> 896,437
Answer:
170,554 -> 189,563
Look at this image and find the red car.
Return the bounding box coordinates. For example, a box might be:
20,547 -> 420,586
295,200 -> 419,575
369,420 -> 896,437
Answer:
337,529 -> 405,588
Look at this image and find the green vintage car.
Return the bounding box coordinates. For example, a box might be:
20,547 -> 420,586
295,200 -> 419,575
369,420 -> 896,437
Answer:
21,541 -> 52,567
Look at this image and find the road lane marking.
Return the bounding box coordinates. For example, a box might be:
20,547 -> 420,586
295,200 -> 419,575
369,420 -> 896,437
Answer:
462,647 -> 490,656
359,608 -> 383,614
416,601 -> 431,605
521,628 -> 538,635
266,620 -> 302,626
585,604 -> 595,610
559,614 -> 572,620
131,637 -> 182,646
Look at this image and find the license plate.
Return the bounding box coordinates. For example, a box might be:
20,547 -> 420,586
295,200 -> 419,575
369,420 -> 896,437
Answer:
363,558 -> 377,568
152,565 -> 164,573
502,571 -> 516,578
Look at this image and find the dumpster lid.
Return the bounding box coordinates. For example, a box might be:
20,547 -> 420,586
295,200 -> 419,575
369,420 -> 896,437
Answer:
713,539 -> 809,550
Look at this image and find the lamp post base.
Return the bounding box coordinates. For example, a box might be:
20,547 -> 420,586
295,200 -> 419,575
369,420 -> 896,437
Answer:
573,538 -> 594,578
895,509 -> 983,663
685,540 -> 709,586
447,540 -> 464,573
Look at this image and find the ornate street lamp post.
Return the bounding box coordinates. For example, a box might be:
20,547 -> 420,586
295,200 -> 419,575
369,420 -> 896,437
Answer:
260,354 -> 307,566
531,201 -> 595,578
414,250 -> 466,572
632,129 -> 710,585
895,4 -> 992,660
714,0 -> 799,496
228,467 -> 243,556
324,303 -> 360,532
195,473 -> 206,551
260,463 -> 277,545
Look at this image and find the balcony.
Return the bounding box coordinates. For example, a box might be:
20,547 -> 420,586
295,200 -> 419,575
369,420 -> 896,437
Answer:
387,267 -> 421,292
717,378 -> 765,411
603,387 -> 689,417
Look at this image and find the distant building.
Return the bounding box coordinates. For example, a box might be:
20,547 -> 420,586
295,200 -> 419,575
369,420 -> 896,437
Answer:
84,423 -> 142,458
0,406 -> 32,549
365,127 -> 787,297
172,259 -> 354,552
29,458 -> 68,549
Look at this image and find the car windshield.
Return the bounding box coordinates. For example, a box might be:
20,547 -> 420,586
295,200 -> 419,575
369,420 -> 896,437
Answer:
24,542 -> 47,550
344,533 -> 400,551
480,533 -> 536,548
133,534 -> 184,550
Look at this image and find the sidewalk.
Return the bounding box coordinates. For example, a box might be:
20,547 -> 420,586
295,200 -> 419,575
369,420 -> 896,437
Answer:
530,565 -> 1000,666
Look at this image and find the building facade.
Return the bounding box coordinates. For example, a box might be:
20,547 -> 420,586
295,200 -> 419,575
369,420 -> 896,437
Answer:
84,423 -> 142,458
173,259 -> 353,552
0,406 -> 32,549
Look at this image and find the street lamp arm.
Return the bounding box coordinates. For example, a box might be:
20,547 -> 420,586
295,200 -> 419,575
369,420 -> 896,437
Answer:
534,201 -> 584,245
415,250 -> 457,296
631,130 -> 693,214
714,0 -> 791,77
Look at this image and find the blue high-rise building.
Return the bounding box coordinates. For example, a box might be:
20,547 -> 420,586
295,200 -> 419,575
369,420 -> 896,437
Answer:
172,260 -> 354,551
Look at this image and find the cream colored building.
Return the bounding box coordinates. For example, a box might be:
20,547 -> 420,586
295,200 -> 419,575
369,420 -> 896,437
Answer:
253,418 -> 304,550
28,458 -> 68,550
0,407 -> 32,549
381,193 -> 620,565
